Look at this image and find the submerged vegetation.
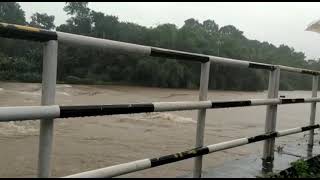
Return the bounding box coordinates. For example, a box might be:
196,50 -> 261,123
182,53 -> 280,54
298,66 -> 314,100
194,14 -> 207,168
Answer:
0,2 -> 320,91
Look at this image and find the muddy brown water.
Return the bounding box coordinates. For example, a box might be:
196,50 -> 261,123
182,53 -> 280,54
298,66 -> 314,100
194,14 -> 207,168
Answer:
0,82 -> 318,178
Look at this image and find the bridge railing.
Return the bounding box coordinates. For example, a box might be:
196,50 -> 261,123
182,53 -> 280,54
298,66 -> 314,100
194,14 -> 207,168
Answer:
0,22 -> 319,178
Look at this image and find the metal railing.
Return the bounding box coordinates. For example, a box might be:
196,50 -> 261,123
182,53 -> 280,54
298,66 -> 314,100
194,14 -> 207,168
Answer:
0,22 -> 319,178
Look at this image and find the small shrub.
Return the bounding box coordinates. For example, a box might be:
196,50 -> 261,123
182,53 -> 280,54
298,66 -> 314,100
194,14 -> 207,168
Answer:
290,159 -> 310,177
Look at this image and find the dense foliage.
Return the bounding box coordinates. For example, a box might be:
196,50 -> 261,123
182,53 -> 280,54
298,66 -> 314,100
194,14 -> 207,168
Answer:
1,2 -> 320,91
261,158 -> 320,178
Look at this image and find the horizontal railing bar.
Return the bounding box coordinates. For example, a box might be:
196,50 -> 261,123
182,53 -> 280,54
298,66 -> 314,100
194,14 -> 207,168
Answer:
0,105 -> 60,121
0,22 -> 57,42
279,65 -> 319,75
0,98 -> 320,122
1,22 -> 320,75
57,32 -> 320,75
63,124 -> 320,178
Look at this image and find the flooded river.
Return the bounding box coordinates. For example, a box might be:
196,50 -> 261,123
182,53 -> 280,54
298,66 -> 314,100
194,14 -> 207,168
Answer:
0,82 -> 318,177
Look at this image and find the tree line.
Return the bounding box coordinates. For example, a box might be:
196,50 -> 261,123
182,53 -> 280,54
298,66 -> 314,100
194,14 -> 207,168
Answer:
0,2 -> 319,91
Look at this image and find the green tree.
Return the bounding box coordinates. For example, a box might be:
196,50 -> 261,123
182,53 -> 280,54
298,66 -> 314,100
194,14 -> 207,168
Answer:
0,2 -> 25,24
62,2 -> 91,34
0,2 -> 318,91
29,12 -> 55,30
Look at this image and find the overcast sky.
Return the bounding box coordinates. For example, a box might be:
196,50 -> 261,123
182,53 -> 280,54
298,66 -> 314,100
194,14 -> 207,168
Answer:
18,2 -> 320,60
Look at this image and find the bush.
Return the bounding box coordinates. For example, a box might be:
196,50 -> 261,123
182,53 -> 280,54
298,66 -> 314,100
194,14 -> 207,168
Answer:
290,159 -> 311,178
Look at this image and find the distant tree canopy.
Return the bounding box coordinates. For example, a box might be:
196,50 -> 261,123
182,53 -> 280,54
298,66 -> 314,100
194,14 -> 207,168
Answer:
29,12 -> 55,30
0,2 -> 319,91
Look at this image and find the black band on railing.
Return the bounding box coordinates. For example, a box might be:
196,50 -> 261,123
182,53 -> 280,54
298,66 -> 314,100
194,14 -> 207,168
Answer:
150,48 -> 210,63
301,70 -> 319,75
59,104 -> 154,118
56,98 -> 319,118
301,124 -> 320,131
0,23 -> 57,42
247,132 -> 278,143
248,62 -> 276,70
280,98 -> 305,104
150,147 -> 209,167
211,100 -> 251,108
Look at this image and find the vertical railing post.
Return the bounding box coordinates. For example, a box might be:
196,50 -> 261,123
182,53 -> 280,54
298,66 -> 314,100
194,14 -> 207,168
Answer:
38,40 -> 58,178
262,66 -> 280,174
193,61 -> 210,178
307,75 -> 318,158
